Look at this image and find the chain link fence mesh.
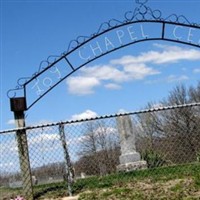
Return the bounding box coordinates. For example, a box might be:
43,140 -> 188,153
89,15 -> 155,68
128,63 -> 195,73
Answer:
1,104 -> 200,199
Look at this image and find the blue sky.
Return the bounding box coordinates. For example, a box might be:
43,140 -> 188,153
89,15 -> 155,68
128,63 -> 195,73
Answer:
1,0 -> 200,130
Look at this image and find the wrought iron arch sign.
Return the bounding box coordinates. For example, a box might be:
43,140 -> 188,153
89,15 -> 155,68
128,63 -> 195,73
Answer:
8,0 -> 200,110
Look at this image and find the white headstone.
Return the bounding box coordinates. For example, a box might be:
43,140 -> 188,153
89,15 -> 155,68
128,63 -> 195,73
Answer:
116,115 -> 147,171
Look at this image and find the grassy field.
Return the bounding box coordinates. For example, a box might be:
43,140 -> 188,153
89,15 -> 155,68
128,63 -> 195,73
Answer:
0,187 -> 22,200
75,163 -> 200,200
1,163 -> 200,199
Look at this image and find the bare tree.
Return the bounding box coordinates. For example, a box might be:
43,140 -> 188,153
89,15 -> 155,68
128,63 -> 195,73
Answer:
136,102 -> 164,151
136,83 -> 200,164
75,121 -> 120,176
161,84 -> 200,162
189,82 -> 200,103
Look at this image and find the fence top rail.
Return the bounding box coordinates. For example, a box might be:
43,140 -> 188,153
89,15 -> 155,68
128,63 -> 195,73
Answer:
1,102 -> 200,134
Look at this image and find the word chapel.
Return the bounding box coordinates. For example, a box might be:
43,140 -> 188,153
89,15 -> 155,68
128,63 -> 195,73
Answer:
77,23 -> 200,61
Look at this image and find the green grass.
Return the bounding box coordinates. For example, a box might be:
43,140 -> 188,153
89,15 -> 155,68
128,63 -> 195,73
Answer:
34,163 -> 200,199
0,187 -> 22,200
2,163 -> 200,199
75,163 -> 200,200
33,182 -> 67,199
72,163 -> 200,193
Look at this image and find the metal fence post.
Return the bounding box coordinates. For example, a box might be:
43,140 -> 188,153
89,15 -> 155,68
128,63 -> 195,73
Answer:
59,124 -> 73,197
10,97 -> 34,200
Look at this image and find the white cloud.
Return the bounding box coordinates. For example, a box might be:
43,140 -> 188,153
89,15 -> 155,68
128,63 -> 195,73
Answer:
117,109 -> 128,114
7,119 -> 15,125
0,140 -> 17,153
145,74 -> 189,85
193,68 -> 200,73
29,133 -> 59,145
66,76 -> 100,95
0,162 -> 14,168
80,65 -> 127,82
154,48 -> 200,64
70,110 -> 98,121
67,63 -> 159,95
167,75 -> 189,83
104,83 -> 122,90
111,46 -> 200,65
123,63 -> 160,80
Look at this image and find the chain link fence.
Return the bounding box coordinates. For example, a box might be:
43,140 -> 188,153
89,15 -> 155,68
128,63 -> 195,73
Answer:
1,103 -> 200,199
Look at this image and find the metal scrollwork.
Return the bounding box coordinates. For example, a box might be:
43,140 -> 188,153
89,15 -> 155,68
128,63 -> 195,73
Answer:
7,86 -> 23,98
17,77 -> 31,86
63,0 -> 195,52
38,60 -> 50,73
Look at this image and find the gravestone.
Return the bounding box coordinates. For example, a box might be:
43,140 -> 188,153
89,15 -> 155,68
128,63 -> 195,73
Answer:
81,172 -> 86,179
116,115 -> 147,171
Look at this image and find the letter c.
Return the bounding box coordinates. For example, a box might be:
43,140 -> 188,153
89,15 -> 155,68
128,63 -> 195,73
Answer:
173,26 -> 183,40
78,47 -> 91,60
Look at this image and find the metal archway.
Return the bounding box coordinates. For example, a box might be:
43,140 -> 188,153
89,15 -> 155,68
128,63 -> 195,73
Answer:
8,0 -> 200,110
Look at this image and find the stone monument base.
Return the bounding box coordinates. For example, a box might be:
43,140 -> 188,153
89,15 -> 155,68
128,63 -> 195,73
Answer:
119,152 -> 141,164
117,160 -> 147,172
117,152 -> 147,172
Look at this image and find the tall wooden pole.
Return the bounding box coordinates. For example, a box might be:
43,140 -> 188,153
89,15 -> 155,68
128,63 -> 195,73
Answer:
10,97 -> 34,200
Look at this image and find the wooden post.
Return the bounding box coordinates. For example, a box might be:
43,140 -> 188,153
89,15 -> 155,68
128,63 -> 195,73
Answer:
10,97 -> 34,200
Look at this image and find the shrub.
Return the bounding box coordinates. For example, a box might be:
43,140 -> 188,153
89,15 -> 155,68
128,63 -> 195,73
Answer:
142,150 -> 166,168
